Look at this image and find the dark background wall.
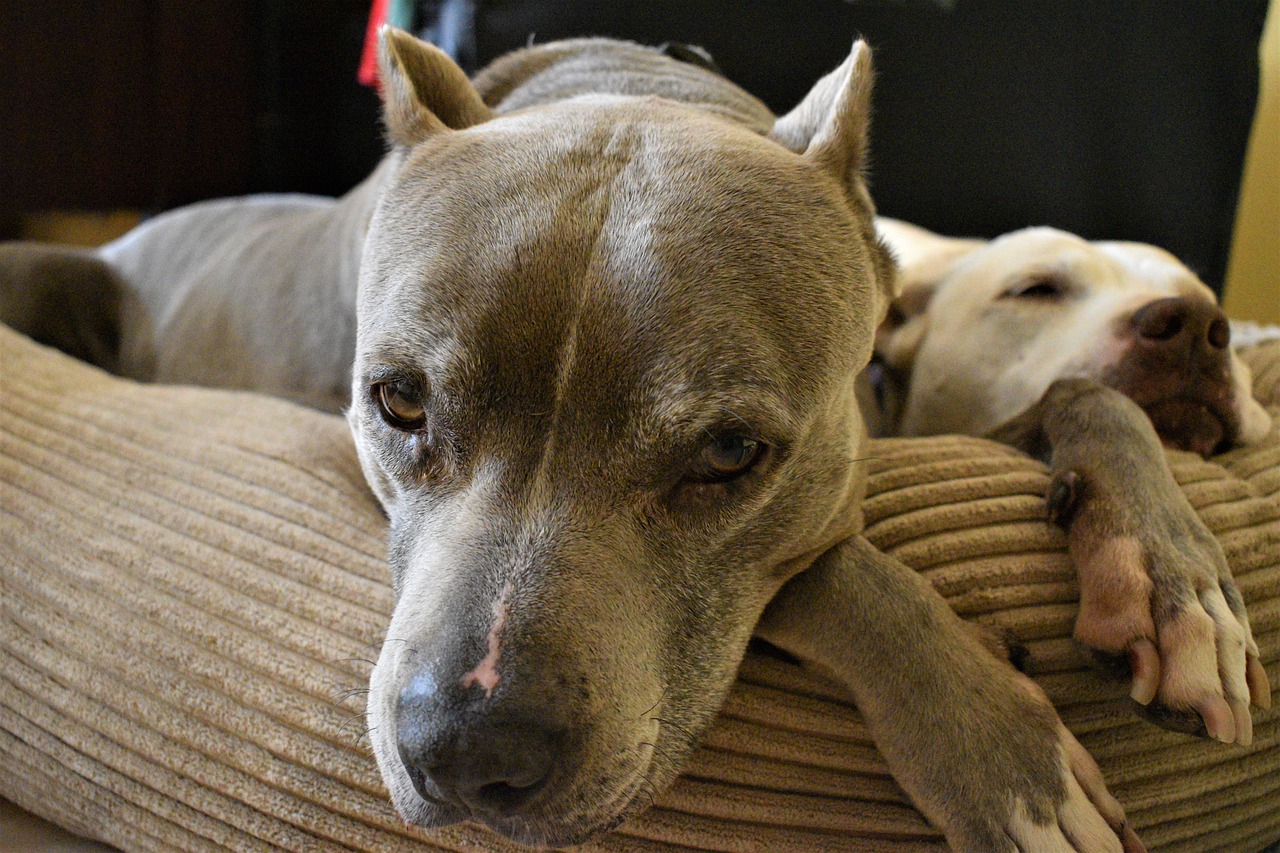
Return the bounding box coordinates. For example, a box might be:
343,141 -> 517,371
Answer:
456,0 -> 1267,294
0,0 -> 383,218
0,1 -> 1267,293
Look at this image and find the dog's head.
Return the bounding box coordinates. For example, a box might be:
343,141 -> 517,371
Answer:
348,29 -> 894,846
869,219 -> 1271,454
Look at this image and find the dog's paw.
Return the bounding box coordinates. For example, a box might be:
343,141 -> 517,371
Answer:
952,732 -> 1144,852
1012,723 -> 1146,853
918,671 -> 1144,853
1053,469 -> 1271,744
764,535 -> 1144,852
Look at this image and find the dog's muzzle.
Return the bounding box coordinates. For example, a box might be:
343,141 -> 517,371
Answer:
1108,295 -> 1240,454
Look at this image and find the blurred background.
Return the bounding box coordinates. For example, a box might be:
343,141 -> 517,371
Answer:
0,0 -> 1275,320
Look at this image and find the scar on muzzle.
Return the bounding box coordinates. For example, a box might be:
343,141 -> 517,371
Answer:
460,583 -> 512,699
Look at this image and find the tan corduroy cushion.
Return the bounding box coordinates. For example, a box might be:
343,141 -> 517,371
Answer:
1,323 -> 1277,852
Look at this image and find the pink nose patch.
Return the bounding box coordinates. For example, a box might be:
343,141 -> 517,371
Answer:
460,583 -> 512,698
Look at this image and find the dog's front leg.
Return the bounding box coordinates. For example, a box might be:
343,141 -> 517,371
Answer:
756,535 -> 1144,853
988,378 -> 1270,742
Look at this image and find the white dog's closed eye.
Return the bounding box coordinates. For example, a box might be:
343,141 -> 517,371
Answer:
998,272 -> 1073,301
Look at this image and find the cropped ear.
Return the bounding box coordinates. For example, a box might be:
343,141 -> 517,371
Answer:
769,40 -> 874,190
378,27 -> 494,147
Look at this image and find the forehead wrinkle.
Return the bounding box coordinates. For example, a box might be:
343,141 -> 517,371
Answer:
394,118 -> 651,424
517,122 -> 654,503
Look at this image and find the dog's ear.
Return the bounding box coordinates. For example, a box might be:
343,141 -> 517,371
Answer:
873,219 -> 985,370
378,27 -> 494,147
876,218 -> 984,278
875,281 -> 933,371
772,43 -> 900,311
863,273 -> 934,437
769,40 -> 874,189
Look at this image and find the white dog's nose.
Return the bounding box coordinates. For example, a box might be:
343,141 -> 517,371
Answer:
1112,295 -> 1239,454
1130,296 -> 1230,354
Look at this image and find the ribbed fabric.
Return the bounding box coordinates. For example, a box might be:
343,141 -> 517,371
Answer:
1,324 -> 1277,852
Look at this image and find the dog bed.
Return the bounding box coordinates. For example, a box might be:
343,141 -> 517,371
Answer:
1,323 -> 1277,852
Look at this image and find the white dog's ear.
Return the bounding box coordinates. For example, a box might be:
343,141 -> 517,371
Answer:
378,27 -> 494,147
873,219 -> 985,370
769,41 -> 874,189
875,281 -> 932,371
876,218 -> 984,276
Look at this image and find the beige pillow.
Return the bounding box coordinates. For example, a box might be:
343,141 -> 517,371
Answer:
1,324 -> 1276,852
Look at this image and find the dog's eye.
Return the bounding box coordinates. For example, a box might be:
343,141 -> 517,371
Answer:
374,379 -> 427,430
694,434 -> 764,483
1001,276 -> 1067,300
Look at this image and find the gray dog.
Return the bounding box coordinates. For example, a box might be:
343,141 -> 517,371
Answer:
3,28 -> 1272,851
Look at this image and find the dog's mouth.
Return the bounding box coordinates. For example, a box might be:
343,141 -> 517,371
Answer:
401,745 -> 659,848
476,762 -> 658,848
1142,396 -> 1236,456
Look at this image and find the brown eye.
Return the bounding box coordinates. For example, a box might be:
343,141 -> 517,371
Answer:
374,379 -> 426,430
695,434 -> 763,483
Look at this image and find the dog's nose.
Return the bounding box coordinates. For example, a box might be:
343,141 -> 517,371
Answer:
1130,296 -> 1230,353
396,675 -> 564,814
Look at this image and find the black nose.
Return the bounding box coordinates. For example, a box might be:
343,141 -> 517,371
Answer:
1130,296 -> 1230,352
396,675 -> 564,814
